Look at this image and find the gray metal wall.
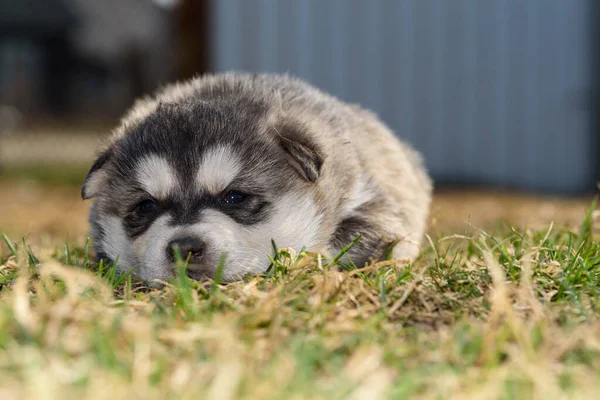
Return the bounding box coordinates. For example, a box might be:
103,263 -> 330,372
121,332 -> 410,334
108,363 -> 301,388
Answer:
210,0 -> 596,193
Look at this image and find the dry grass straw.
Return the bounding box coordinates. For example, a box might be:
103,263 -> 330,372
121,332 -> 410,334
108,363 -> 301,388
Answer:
0,216 -> 600,398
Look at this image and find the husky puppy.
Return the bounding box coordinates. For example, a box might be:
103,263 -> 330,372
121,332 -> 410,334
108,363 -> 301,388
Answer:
82,73 -> 432,284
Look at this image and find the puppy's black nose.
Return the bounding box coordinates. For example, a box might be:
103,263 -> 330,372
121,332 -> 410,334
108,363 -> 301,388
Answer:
167,237 -> 204,263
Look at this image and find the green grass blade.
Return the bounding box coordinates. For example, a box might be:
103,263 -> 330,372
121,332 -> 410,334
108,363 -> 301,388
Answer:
2,234 -> 17,258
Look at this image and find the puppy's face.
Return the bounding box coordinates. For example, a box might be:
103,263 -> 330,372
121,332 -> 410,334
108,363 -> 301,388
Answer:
83,101 -> 324,284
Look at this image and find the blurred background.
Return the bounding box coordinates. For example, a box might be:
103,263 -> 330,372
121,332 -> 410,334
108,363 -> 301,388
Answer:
0,0 -> 597,242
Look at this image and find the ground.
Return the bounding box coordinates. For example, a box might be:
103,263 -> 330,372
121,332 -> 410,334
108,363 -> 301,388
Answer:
0,161 -> 599,398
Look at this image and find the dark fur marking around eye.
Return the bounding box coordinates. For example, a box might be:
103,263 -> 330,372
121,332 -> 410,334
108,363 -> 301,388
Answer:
219,197 -> 271,225
123,198 -> 168,239
124,210 -> 166,239
165,194 -> 272,227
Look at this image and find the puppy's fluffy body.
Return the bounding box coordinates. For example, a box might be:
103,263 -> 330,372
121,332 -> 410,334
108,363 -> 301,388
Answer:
83,73 -> 432,284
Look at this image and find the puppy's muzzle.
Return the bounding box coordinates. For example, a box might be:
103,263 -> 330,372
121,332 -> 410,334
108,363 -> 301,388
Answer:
167,237 -> 205,265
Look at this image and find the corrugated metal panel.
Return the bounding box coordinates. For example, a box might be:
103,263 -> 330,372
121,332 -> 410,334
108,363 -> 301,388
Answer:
210,0 -> 596,193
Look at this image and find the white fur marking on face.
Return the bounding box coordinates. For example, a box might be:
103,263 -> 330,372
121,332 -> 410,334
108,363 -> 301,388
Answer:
196,146 -> 242,195
136,155 -> 178,199
133,214 -> 179,283
102,189 -> 323,284
182,192 -> 323,281
100,215 -> 135,272
187,210 -> 265,280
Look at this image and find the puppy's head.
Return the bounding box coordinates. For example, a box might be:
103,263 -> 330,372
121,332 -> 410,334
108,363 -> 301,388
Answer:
82,100 -> 325,285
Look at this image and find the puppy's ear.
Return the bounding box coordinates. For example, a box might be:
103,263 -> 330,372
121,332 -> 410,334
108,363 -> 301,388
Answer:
274,121 -> 324,182
82,147 -> 113,200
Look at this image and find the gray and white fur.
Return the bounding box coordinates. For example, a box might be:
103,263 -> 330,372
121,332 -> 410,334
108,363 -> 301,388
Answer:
82,72 -> 432,285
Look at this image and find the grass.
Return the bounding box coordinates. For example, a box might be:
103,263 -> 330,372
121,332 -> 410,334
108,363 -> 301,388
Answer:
1,208 -> 600,399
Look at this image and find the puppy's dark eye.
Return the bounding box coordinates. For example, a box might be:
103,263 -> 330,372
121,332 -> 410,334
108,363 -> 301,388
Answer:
223,191 -> 246,205
137,199 -> 159,214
